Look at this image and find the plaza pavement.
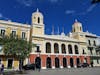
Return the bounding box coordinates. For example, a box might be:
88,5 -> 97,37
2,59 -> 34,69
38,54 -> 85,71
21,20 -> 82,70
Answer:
14,67 -> 100,75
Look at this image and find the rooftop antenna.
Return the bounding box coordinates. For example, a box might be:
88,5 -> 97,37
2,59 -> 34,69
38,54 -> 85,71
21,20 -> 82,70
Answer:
57,26 -> 59,35
36,8 -> 39,12
51,25 -> 54,35
75,19 -> 78,22
62,27 -> 64,33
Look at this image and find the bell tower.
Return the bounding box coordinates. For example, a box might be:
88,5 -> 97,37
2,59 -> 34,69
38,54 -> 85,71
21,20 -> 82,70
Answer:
71,19 -> 86,42
72,19 -> 83,33
32,8 -> 44,35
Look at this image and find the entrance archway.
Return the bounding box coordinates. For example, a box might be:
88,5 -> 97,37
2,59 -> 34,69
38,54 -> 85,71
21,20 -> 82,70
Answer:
76,58 -> 80,67
63,58 -> 67,68
55,57 -> 60,68
46,57 -> 51,68
70,58 -> 74,67
35,57 -> 41,69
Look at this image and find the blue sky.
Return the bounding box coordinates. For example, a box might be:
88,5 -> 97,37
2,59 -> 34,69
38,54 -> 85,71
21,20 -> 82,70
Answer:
0,0 -> 100,35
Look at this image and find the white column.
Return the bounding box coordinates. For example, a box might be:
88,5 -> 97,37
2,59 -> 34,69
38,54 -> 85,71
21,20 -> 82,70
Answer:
51,42 -> 54,54
66,43 -> 68,54
43,41 -> 45,53
78,44 -> 81,55
72,45 -> 75,54
59,43 -> 62,54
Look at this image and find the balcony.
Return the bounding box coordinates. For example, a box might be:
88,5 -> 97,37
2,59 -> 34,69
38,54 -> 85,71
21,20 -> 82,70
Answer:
88,52 -> 100,57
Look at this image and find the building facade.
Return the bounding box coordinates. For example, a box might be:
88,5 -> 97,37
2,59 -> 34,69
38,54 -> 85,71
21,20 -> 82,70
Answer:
29,9 -> 100,69
0,9 -> 100,69
0,20 -> 31,69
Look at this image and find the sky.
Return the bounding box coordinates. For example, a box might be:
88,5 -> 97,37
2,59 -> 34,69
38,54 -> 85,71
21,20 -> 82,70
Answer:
0,0 -> 100,35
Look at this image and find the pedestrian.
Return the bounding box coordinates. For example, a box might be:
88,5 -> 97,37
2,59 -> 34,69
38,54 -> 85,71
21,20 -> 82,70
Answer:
91,62 -> 93,67
38,64 -> 40,72
0,62 -> 4,75
0,62 -> 2,74
1,64 -> 4,75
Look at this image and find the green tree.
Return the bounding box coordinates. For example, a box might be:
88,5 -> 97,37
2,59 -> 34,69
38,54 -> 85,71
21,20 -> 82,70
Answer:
0,34 -> 34,71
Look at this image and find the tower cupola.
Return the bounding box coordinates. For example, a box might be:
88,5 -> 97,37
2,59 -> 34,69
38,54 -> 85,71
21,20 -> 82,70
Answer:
32,8 -> 44,25
72,19 -> 83,33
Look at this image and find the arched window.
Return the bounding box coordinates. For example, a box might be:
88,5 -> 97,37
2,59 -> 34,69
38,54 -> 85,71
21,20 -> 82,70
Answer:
34,17 -> 36,19
46,42 -> 51,53
80,27 -> 82,31
68,44 -> 73,54
74,45 -> 79,54
74,28 -> 75,32
82,49 -> 86,54
88,40 -> 91,45
54,43 -> 59,53
38,17 -> 40,23
61,44 -> 66,54
94,40 -> 96,46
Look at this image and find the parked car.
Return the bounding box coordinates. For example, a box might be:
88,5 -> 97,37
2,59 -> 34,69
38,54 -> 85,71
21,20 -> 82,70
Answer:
22,63 -> 35,70
81,63 -> 89,68
77,64 -> 82,68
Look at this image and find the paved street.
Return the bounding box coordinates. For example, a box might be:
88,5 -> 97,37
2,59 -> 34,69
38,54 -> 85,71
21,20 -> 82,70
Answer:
14,67 -> 100,75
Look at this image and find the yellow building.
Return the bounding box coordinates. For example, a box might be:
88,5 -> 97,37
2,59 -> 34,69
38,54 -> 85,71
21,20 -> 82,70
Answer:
0,20 -> 31,69
0,9 -> 100,70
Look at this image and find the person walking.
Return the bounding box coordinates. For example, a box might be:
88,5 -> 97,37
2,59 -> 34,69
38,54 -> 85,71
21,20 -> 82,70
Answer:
91,61 -> 93,67
0,62 -> 4,75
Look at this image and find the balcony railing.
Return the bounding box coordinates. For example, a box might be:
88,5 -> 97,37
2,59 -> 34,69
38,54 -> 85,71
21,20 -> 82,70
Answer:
88,53 -> 100,56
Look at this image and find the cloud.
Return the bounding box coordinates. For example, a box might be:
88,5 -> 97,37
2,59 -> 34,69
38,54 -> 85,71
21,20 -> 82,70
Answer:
0,13 -> 9,20
48,0 -> 63,3
86,4 -> 96,12
65,10 -> 76,15
74,4 -> 97,15
16,0 -> 34,7
0,13 -> 3,18
49,0 -> 59,3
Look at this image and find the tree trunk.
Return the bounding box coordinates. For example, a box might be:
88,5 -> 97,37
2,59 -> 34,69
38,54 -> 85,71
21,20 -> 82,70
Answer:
19,59 -> 23,72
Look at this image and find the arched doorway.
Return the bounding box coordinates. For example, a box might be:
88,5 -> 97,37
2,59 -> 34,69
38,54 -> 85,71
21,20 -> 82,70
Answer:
55,57 -> 60,68
76,58 -> 80,67
84,58 -> 87,63
46,57 -> 51,68
35,57 -> 41,69
63,58 -> 67,68
70,58 -> 74,68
